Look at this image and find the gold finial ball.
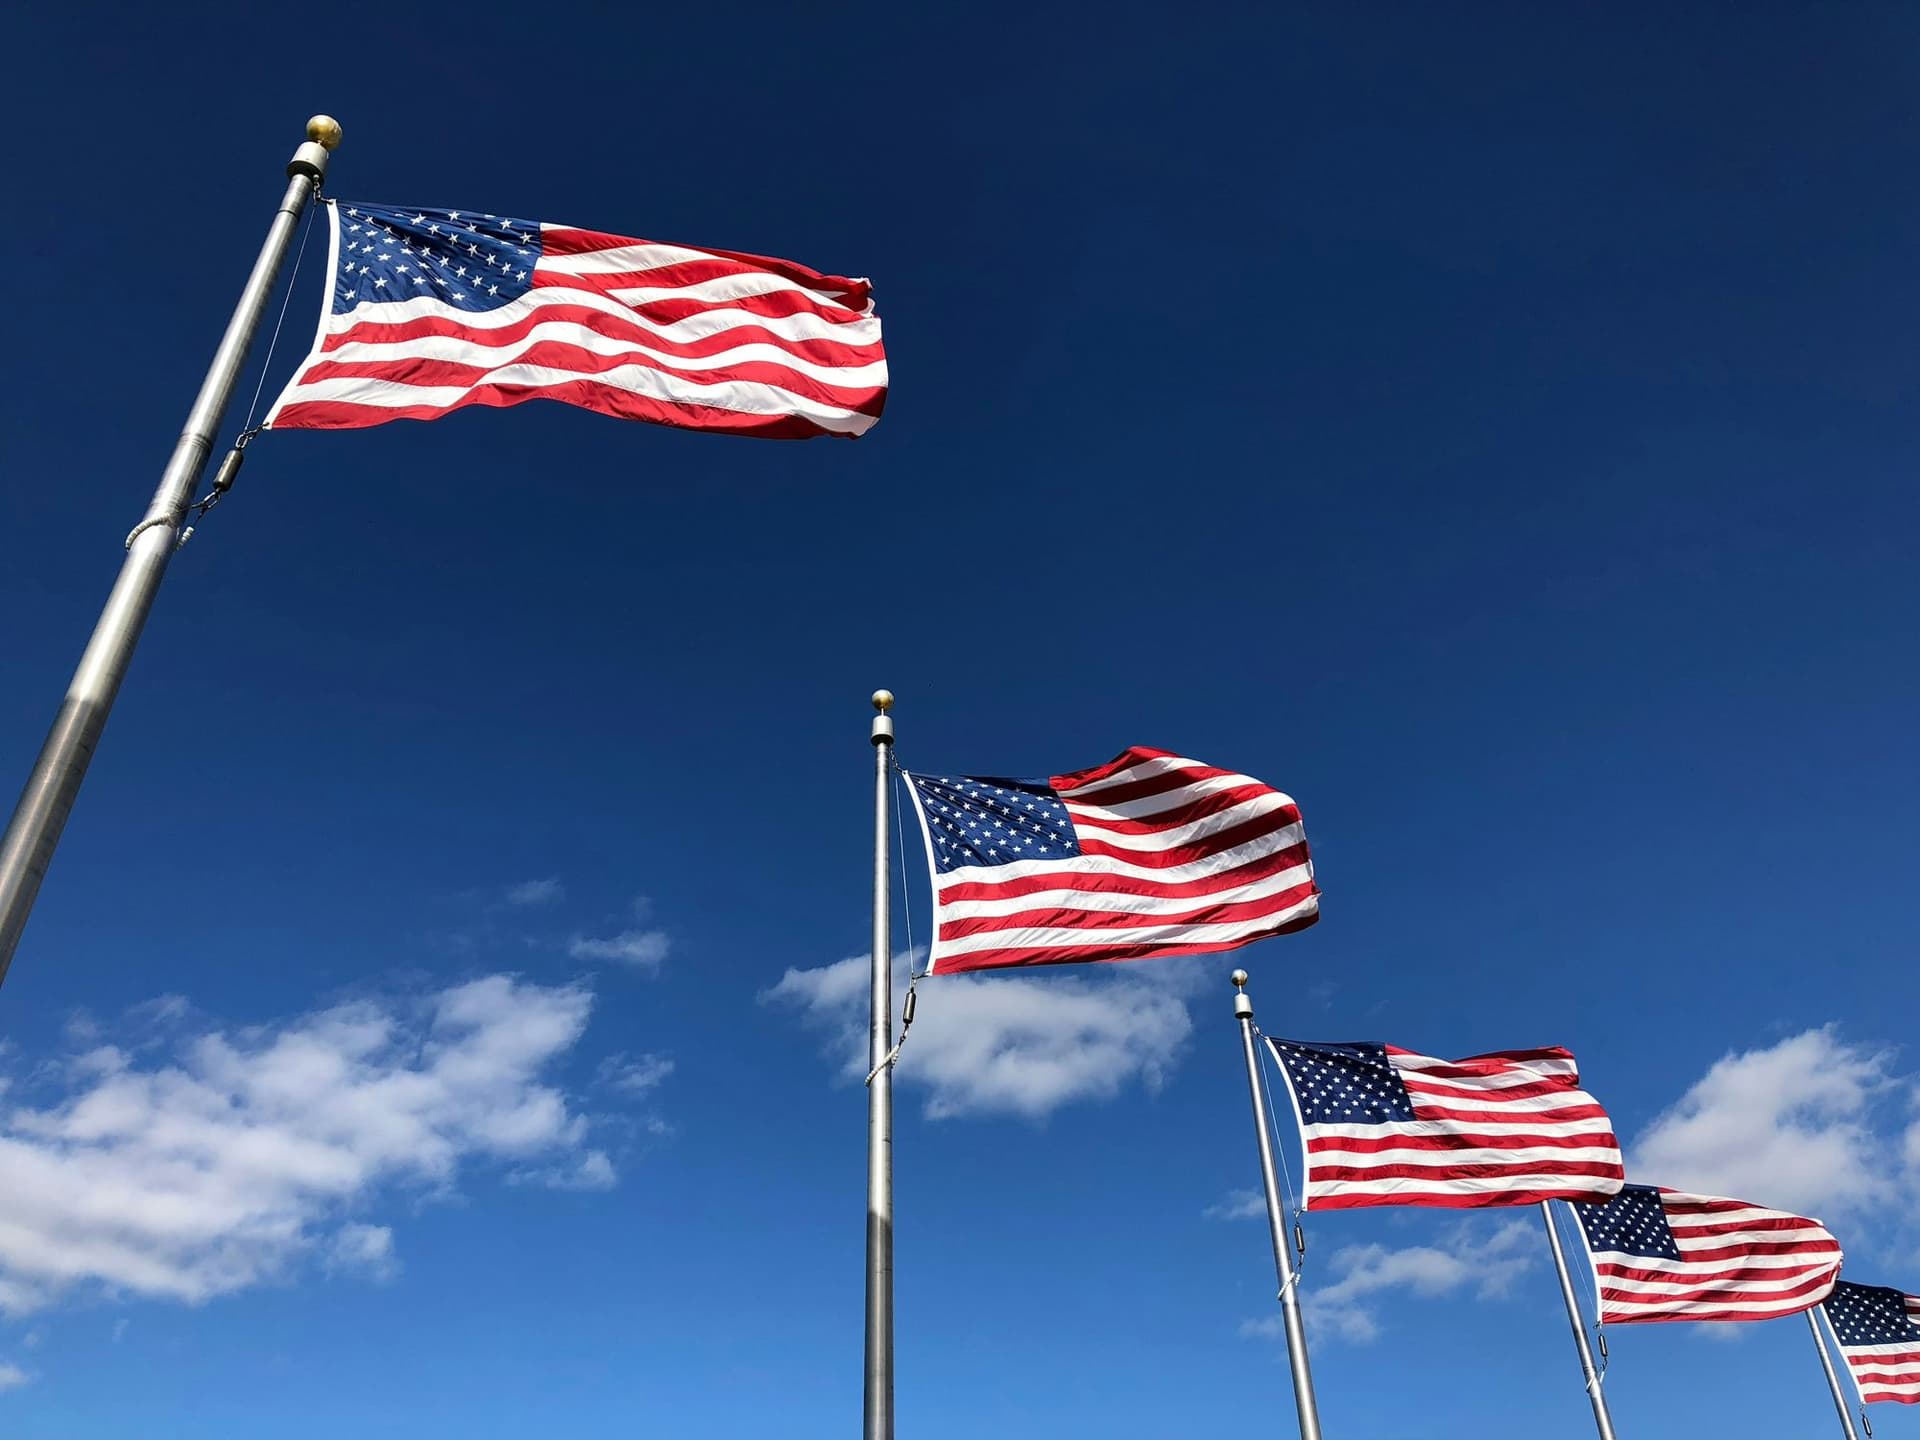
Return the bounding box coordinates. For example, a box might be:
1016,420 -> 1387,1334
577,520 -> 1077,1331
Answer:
306,115 -> 344,150
1230,969 -> 1250,988
871,689 -> 895,713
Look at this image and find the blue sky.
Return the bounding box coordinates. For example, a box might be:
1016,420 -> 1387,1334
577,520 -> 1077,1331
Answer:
1,3 -> 1917,1436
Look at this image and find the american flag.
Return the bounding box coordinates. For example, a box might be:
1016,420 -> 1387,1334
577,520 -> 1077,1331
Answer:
1263,1039 -> 1624,1210
266,202 -> 885,438
903,747 -> 1317,974
1569,1185 -> 1842,1324
1824,1281 -> 1920,1405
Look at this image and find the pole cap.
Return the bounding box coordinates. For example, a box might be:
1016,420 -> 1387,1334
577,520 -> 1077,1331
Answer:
1231,969 -> 1250,989
872,689 -> 895,713
306,115 -> 344,149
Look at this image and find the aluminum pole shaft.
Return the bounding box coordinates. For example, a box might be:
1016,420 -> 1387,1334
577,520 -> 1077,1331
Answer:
1808,1308 -> 1862,1440
865,689 -> 896,1440
1542,1201 -> 1619,1440
1232,972 -> 1323,1440
0,118 -> 341,988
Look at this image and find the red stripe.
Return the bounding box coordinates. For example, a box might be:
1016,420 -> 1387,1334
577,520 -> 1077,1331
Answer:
1604,1302 -> 1828,1324
1401,1072 -> 1595,1106
271,382 -> 863,439
1066,784 -> 1289,836
1406,1102 -> 1614,1127
540,225 -> 871,307
532,267 -> 867,328
321,301 -> 883,366
932,913 -> 1318,973
1306,1129 -> 1617,1155
935,842 -> 1312,905
1076,810 -> 1306,870
295,348 -> 885,413
1390,1047 -> 1576,1076
936,882 -> 1320,941
1308,1184 -> 1617,1212
1597,1262 -> 1839,1291
1048,746 -> 1185,793
1308,1159 -> 1624,1184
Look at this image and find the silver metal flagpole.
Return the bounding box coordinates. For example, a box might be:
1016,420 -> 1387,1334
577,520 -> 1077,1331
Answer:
1808,1307 -> 1862,1440
1542,1200 -> 1620,1440
1231,969 -> 1324,1440
865,688 -> 896,1440
0,115 -> 342,989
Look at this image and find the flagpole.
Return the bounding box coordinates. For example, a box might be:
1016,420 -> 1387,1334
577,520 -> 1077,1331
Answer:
0,115 -> 341,990
865,688 -> 896,1440
1231,969 -> 1324,1440
1808,1307 -> 1862,1440
1542,1201 -> 1619,1440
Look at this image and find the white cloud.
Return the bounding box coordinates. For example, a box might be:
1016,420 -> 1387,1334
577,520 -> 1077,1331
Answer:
325,1224 -> 398,1283
762,950 -> 1200,1120
569,930 -> 670,970
511,1150 -> 617,1192
1204,1188 -> 1267,1221
1630,1027 -> 1898,1219
1244,1219 -> 1535,1345
503,878 -> 565,907
0,975 -> 604,1317
0,1362 -> 27,1393
596,1054 -> 674,1095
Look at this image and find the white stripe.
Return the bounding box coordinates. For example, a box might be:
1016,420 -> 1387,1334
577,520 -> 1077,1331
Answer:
1305,1142 -> 1624,1166
1069,771 -> 1276,824
1312,1173 -> 1621,1197
604,271 -> 842,311
934,905 -> 1316,959
1596,1262 -> 1838,1294
323,283 -> 883,350
1063,754 -> 1212,798
1604,1293 -> 1827,1317
1065,793 -> 1296,853
1670,1226 -> 1839,1249
1404,1088 -> 1613,1117
322,323 -> 889,389
1303,1119 -> 1617,1142
934,827 -> 1308,893
1836,1344 -> 1920,1359
936,863 -> 1314,922
1394,1053 -> 1579,1082
534,239 -> 727,276
1399,1065 -> 1578,1094
274,364 -> 878,434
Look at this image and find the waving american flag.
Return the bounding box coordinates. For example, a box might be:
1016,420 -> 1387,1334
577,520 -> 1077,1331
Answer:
1264,1039 -> 1624,1209
267,202 -> 885,439
1569,1185 -> 1841,1324
1825,1281 -> 1920,1405
904,747 -> 1317,974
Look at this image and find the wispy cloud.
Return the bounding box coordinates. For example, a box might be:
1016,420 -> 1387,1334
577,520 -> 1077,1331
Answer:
325,1224 -> 399,1284
503,878 -> 565,908
570,898 -> 671,971
597,1053 -> 674,1095
1243,1218 -> 1536,1345
762,950 -> 1202,1120
0,1362 -> 27,1393
0,975 -> 606,1318
1204,1188 -> 1267,1221
569,930 -> 671,969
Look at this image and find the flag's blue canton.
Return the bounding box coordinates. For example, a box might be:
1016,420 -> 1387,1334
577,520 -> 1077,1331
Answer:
907,773 -> 1079,874
333,203 -> 543,315
1269,1040 -> 1416,1124
1572,1184 -> 1681,1260
1827,1282 -> 1920,1346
